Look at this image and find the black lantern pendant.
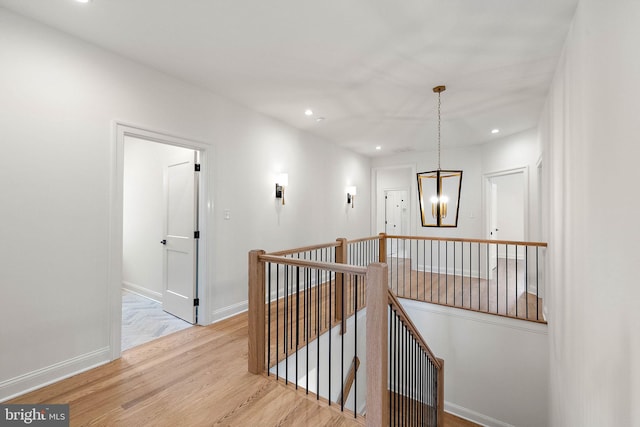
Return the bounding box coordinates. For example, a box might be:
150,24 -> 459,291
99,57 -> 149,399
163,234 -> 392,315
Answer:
417,86 -> 463,227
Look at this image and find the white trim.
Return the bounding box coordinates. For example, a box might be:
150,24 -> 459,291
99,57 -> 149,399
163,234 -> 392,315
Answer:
109,121 -> 213,361
482,166 -> 530,242
211,300 -> 248,323
0,347 -> 110,402
122,281 -> 162,303
399,298 -> 548,334
445,401 -> 514,427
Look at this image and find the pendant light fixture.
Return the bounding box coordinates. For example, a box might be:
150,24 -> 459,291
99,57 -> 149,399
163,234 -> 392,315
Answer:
417,85 -> 463,227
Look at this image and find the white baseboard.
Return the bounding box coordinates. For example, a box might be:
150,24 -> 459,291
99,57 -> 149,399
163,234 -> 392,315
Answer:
446,401 -> 515,427
0,347 -> 110,402
210,300 -> 247,323
122,281 -> 162,303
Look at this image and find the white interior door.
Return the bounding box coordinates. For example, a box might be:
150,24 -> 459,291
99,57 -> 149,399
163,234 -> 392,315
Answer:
385,190 -> 408,235
162,150 -> 198,324
385,190 -> 408,256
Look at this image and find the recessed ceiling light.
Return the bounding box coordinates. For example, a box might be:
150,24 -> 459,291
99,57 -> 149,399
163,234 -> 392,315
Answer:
304,109 -> 313,116
316,117 -> 325,122
491,129 -> 500,134
375,146 -> 382,151
76,0 -> 91,3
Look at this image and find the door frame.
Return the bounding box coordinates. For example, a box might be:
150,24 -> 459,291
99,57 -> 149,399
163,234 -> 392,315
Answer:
371,165 -> 416,236
482,166 -> 529,242
109,122 -> 212,360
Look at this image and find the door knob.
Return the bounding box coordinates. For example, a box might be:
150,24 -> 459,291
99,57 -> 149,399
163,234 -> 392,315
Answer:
160,239 -> 167,245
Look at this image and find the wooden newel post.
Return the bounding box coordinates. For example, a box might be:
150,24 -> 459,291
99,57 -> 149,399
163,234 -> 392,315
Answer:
248,249 -> 266,374
366,262 -> 389,427
378,233 -> 387,263
437,357 -> 445,427
335,238 -> 347,327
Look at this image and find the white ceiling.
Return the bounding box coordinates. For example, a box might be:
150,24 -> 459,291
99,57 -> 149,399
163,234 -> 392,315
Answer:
0,0 -> 578,156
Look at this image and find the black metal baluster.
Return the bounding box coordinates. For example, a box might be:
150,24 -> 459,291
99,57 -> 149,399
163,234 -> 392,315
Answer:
445,241 -> 448,305
267,263 -> 272,375
478,242 -> 481,311
486,243 -> 490,313
536,247 -> 539,320
316,268 -> 320,399
413,337 -> 417,425
403,239 -> 407,297
341,272 -> 345,412
328,269 -> 332,404
276,264 -> 279,380
430,240 -> 434,303
354,274 -> 358,417
419,348 -> 423,426
391,308 -> 395,426
403,319 -> 406,425
496,244 -> 499,315
515,246 -> 519,318
454,241 -> 457,306
285,265 -> 289,384
423,240 -> 426,302
306,267 -> 310,394
525,246 -> 529,320
296,266 -> 300,389
469,242 -> 472,309
505,244 -> 508,316
409,239 -> 413,299
461,241 -> 464,307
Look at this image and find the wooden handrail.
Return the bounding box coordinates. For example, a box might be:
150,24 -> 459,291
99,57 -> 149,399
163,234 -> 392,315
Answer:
259,254 -> 367,275
267,241 -> 341,256
385,234 -> 548,247
388,290 -> 442,370
346,235 -> 382,245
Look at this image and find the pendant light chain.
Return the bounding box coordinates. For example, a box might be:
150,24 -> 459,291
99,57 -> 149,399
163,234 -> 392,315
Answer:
437,90 -> 441,170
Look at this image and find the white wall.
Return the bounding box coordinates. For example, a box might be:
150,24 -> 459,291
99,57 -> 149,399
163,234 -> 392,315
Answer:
403,300 -> 549,427
122,137 -> 194,301
0,8 -> 370,400
540,1 -> 640,425
482,129 -> 540,242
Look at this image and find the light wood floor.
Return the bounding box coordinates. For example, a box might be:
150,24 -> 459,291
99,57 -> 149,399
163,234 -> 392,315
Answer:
9,312 -> 479,426
389,257 -> 545,322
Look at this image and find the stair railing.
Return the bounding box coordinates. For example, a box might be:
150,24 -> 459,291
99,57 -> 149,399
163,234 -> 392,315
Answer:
382,234 -> 547,322
249,249 -> 445,426
249,250 -> 368,420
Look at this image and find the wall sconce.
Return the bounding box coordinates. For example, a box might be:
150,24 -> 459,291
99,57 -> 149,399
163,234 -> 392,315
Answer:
346,186 -> 357,208
275,173 -> 289,205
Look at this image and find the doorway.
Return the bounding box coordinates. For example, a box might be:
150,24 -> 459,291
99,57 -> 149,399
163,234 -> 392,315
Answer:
484,167 -> 528,278
121,136 -> 198,350
485,169 -> 527,242
110,123 -> 209,359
